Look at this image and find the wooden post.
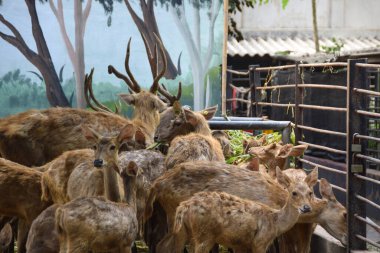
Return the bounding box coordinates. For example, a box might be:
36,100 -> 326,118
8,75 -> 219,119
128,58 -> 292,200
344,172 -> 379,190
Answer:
221,0 -> 229,116
346,58 -> 368,251
249,65 -> 259,117
294,63 -> 303,167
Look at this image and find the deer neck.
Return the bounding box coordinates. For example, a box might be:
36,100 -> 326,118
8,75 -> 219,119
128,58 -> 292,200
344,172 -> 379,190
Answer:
193,118 -> 212,136
103,162 -> 121,202
275,196 -> 300,235
123,175 -> 137,212
132,108 -> 160,135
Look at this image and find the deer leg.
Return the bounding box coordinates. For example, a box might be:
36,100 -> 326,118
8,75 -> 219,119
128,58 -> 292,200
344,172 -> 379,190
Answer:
16,220 -> 29,253
210,244 -> 219,253
193,240 -> 215,253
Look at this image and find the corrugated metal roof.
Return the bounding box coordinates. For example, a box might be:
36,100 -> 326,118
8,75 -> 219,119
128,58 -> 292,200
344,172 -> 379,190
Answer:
228,36 -> 380,58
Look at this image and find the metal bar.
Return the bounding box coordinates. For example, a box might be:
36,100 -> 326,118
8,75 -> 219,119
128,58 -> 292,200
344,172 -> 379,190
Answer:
298,141 -> 347,155
211,117 -> 264,121
297,124 -> 347,137
299,62 -> 347,67
355,215 -> 380,234
255,64 -> 296,71
226,69 -> 249,75
226,98 -> 251,104
355,174 -> 380,186
256,102 -> 295,108
299,104 -> 347,112
354,88 -> 380,97
356,194 -> 380,211
253,69 -> 262,116
298,158 -> 347,175
356,63 -> 380,69
346,58 -> 368,251
297,84 -> 347,91
208,121 -> 291,130
255,84 -> 296,90
318,180 -> 346,193
356,154 -> 380,165
226,66 -> 233,114
355,134 -> 380,143
356,110 -> 380,118
355,235 -> 380,249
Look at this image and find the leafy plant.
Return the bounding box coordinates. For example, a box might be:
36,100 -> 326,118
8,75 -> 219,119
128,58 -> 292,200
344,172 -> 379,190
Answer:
321,38 -> 344,54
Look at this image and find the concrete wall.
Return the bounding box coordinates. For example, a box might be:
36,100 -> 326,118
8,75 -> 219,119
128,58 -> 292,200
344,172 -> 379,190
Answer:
234,0 -> 380,37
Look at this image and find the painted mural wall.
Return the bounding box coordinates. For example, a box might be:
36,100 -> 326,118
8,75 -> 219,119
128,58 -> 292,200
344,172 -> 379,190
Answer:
0,0 -> 223,117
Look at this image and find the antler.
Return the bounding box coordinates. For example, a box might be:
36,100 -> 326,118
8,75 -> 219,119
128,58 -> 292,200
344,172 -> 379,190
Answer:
141,32 -> 168,94
84,68 -> 115,114
108,38 -> 141,93
158,82 -> 182,106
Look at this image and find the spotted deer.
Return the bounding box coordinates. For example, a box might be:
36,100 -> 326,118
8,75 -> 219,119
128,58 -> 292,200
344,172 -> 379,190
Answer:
154,102 -> 224,169
172,167 -> 313,253
144,162 -> 347,252
41,124 -> 144,204
55,161 -> 143,253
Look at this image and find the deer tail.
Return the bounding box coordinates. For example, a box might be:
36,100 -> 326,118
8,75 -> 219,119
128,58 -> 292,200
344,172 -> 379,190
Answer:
173,203 -> 189,234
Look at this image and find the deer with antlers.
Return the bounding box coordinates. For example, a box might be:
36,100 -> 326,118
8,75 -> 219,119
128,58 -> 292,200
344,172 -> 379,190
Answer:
0,35 -> 177,167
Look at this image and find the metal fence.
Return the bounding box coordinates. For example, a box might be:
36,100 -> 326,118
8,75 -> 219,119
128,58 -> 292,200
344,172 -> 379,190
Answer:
225,59 -> 380,252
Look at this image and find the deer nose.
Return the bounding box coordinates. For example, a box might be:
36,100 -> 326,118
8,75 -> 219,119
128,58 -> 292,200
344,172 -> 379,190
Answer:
301,204 -> 311,213
154,136 -> 159,142
94,159 -> 103,168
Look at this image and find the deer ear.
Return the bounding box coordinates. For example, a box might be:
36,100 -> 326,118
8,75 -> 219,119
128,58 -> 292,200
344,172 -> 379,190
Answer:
81,125 -> 100,141
135,130 -> 146,146
126,161 -> 139,176
319,178 -> 336,201
117,124 -> 135,144
199,105 -> 218,120
246,157 -> 260,171
184,109 -> 199,127
172,100 -> 183,115
289,144 -> 308,157
304,167 -> 318,188
276,167 -> 291,188
119,93 -> 136,105
275,144 -> 293,158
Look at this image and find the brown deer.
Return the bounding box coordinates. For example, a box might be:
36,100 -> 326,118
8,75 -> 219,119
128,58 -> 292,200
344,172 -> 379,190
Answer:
0,35 -> 173,167
211,130 -> 232,157
172,167 -> 313,253
55,161 -> 142,253
41,123 -> 144,204
248,142 -> 308,177
144,162 -> 347,252
155,102 -> 224,169
0,158 -> 52,253
26,205 -> 59,253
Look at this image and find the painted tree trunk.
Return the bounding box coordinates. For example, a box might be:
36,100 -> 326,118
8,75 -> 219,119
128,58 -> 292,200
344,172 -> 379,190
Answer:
124,0 -> 179,79
74,0 -> 86,108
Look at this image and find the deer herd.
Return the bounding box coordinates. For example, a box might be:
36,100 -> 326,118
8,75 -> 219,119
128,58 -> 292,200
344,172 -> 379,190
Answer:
0,35 -> 347,253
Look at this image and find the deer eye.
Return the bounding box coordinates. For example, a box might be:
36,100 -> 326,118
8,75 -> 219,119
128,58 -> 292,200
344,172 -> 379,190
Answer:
292,191 -> 297,197
309,192 -> 313,197
109,145 -> 116,151
92,145 -> 97,150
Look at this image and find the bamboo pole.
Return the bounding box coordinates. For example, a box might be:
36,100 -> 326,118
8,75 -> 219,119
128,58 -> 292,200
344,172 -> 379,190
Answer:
221,0 -> 229,116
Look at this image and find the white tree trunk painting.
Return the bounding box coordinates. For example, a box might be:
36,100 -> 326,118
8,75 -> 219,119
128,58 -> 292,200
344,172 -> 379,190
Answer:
170,0 -> 222,110
49,0 -> 92,108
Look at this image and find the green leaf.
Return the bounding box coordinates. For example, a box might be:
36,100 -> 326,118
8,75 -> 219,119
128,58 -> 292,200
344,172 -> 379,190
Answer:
282,0 -> 289,9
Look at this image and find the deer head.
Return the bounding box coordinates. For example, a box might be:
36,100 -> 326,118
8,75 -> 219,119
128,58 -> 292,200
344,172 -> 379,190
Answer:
318,178 -> 347,246
248,143 -> 308,177
276,167 -> 318,214
81,124 -> 146,168
154,101 -> 218,143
